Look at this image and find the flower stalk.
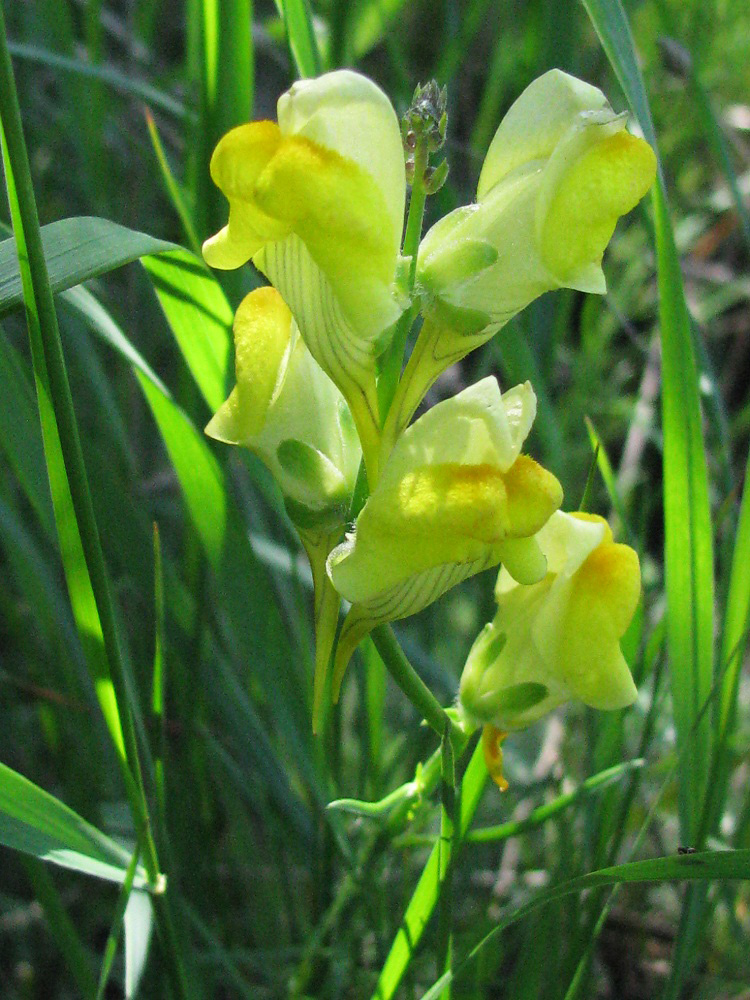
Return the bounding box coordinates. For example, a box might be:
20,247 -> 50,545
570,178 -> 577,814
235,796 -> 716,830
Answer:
378,80 -> 449,441
371,625 -> 464,748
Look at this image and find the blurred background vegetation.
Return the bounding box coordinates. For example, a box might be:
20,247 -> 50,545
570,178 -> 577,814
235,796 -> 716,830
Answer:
1,0 -> 749,997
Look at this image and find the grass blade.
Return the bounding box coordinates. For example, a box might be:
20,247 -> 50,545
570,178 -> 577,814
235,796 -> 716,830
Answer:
6,41 -> 191,120
279,0 -> 322,77
418,849 -> 750,1000
580,6 -> 715,993
0,761 -> 150,887
0,19 -> 188,994
22,858 -> 97,999
371,740 -> 487,1000
582,0 -> 714,853
95,850 -> 141,1000
142,248 -> 233,412
0,216 -> 178,314
124,891 -> 154,999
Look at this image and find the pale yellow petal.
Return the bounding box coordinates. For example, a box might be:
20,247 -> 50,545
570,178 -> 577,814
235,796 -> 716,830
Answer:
205,287 -> 292,443
202,122 -> 291,269
253,135 -> 402,342
539,125 -> 657,285
478,69 -> 609,199
277,69 -> 405,256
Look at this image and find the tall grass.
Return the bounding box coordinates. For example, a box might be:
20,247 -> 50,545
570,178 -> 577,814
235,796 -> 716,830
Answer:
1,0 -> 749,997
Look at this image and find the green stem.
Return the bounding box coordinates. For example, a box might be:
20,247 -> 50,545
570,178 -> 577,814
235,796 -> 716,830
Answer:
404,141 -> 429,287
0,17 -> 189,999
371,625 -> 463,747
436,726 -> 457,996
290,748 -> 445,996
377,136 -> 429,425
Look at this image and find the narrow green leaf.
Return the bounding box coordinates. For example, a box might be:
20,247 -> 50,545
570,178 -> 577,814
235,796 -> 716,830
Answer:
60,284 -> 170,395
142,248 -> 233,412
419,850 -> 750,1000
0,25 -> 186,993
23,858 -> 98,999
144,109 -> 202,256
95,849 -> 141,1000
215,0 -> 254,141
6,40 -> 190,119
0,762 -> 150,887
582,0 -> 714,848
279,0 -> 323,77
0,324 -> 54,534
124,890 -> 154,999
0,216 -> 178,314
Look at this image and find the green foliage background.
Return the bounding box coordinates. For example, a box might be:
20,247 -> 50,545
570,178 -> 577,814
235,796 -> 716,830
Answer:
1,1 -> 749,997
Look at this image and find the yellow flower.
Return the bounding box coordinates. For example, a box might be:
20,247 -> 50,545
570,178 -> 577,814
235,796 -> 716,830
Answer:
203,70 -> 407,477
384,70 -> 657,446
459,510 -> 640,734
206,286 -> 360,533
206,286 -> 362,733
327,378 -> 563,697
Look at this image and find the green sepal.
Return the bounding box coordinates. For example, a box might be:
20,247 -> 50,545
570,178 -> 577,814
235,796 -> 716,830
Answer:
420,238 -> 498,295
277,438 -> 351,532
428,297 -> 492,337
488,682 -> 549,715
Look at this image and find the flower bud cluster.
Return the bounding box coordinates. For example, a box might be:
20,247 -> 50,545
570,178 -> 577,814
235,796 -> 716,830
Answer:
402,81 -> 449,193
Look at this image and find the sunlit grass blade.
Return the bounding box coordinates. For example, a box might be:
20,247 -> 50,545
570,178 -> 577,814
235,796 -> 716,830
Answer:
124,891 -> 155,999
0,761 -> 151,887
95,849 -> 141,1000
142,248 -> 233,412
710,445 -> 750,810
144,109 -> 202,256
371,740 -> 487,1000
654,1 -> 750,843
0,19 -> 187,992
419,848 -> 750,1000
580,6 -> 715,994
61,284 -> 170,394
2,46 -> 129,794
582,0 -> 714,851
279,0 -> 323,77
0,216 -> 178,314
